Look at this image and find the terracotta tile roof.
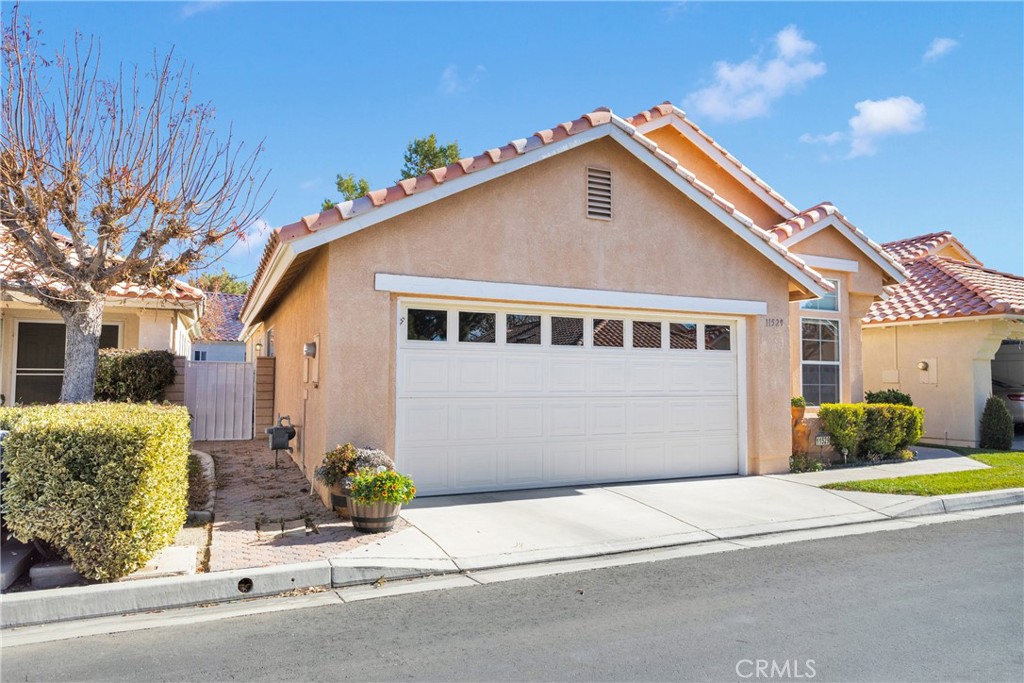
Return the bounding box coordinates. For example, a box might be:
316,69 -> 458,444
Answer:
624,102 -> 800,215
197,292 -> 246,341
881,231 -> 982,265
864,256 -> 1024,324
0,234 -> 204,303
769,202 -> 908,278
244,103 -> 836,319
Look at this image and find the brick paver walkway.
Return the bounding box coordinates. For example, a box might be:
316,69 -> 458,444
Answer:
194,440 -> 403,571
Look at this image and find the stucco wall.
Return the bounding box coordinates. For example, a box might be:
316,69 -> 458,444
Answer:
315,137 -> 795,476
862,319 -> 1020,446
261,249 -> 330,481
644,127 -> 785,230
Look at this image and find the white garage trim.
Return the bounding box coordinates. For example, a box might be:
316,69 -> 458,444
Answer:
395,298 -> 748,495
376,273 -> 767,316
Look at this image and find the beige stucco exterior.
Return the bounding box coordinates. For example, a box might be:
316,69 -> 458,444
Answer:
862,317 -> 1024,446
0,299 -> 196,405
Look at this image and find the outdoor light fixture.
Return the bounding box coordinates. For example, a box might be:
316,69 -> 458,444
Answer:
255,342 -> 263,354
917,360 -> 929,371
304,341 -> 317,358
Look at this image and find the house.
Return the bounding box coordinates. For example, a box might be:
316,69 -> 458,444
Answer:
862,231 -> 1024,446
240,101 -> 905,497
0,235 -> 203,405
193,292 -> 247,362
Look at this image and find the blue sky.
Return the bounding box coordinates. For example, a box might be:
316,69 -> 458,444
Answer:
18,1 -> 1024,277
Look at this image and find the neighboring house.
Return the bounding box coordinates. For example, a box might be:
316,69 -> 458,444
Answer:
240,101 -> 905,497
193,292 -> 247,362
0,236 -> 203,405
863,231 -> 1024,446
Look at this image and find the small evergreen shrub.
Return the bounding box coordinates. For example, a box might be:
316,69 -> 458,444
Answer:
94,349 -> 177,402
790,454 -> 824,473
865,389 -> 914,406
791,396 -> 806,408
860,404 -> 925,458
979,396 -> 1014,450
2,403 -> 191,580
817,403 -> 866,455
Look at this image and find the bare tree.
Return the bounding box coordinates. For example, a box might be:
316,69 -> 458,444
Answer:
0,5 -> 267,401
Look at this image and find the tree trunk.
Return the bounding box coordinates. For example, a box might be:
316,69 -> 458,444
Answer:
59,295 -> 106,403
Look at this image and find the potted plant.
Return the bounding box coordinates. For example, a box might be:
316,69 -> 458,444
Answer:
314,444 -> 358,516
347,466 -> 416,533
791,396 -> 807,423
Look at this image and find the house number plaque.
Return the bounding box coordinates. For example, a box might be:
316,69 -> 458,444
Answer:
763,317 -> 785,328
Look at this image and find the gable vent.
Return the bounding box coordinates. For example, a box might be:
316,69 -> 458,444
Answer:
586,167 -> 612,220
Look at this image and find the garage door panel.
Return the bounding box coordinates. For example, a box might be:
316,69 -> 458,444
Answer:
400,403 -> 450,442
666,436 -> 705,477
453,403 -> 499,441
701,397 -> 738,432
549,358 -> 587,392
591,359 -> 627,393
666,399 -> 702,432
630,400 -> 665,434
590,401 -> 627,435
503,444 -> 545,485
398,446 -> 449,492
451,446 -> 499,489
402,353 -> 450,394
455,356 -> 499,392
588,442 -> 628,480
629,442 -> 666,478
549,402 -> 587,436
503,403 -> 545,439
628,360 -> 665,393
546,443 -> 587,483
701,436 -> 739,475
665,358 -> 701,392
504,357 -> 545,392
701,359 -> 737,394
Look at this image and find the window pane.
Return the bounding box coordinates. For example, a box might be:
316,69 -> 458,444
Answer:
820,321 -> 838,341
593,319 -> 624,347
458,312 -> 496,343
669,323 -> 697,350
506,315 -> 541,345
801,279 -> 839,311
801,363 -> 839,407
407,309 -> 447,341
705,325 -> 731,351
551,317 -> 584,346
99,325 -> 119,348
16,323 -> 64,369
14,374 -> 63,404
632,321 -> 662,349
820,340 -> 838,362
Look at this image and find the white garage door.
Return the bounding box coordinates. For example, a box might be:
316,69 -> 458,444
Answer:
396,301 -> 741,495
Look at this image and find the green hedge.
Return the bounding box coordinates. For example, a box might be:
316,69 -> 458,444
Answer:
979,396 -> 1014,450
865,389 -> 914,406
94,349 -> 177,402
1,403 -> 190,580
818,403 -> 924,460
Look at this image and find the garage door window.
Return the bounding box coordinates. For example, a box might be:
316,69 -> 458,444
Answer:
506,314 -> 541,345
458,312 -> 496,343
632,321 -> 662,348
669,323 -> 697,349
593,319 -> 624,347
705,325 -> 731,351
407,309 -> 447,341
552,317 -> 584,346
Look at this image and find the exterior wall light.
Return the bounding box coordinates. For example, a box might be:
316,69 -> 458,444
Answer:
917,360 -> 929,371
304,342 -> 317,358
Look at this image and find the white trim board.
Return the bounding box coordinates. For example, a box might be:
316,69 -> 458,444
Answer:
799,254 -> 860,273
376,273 -> 768,316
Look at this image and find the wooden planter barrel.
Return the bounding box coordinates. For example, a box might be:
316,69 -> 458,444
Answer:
329,483 -> 351,519
349,500 -> 402,533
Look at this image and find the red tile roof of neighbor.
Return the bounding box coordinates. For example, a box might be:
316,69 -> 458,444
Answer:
0,234 -> 204,303
245,101 -> 863,317
197,292 -> 246,341
864,233 -> 1024,324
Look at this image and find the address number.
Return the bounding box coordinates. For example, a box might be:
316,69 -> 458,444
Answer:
764,317 -> 785,328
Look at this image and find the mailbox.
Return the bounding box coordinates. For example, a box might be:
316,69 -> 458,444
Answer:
266,415 -> 296,451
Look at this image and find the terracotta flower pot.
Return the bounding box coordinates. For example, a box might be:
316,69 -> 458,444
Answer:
349,500 -> 402,533
791,406 -> 806,423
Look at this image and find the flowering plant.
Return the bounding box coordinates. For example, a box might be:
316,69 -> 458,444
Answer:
348,467 -> 416,505
314,443 -> 358,487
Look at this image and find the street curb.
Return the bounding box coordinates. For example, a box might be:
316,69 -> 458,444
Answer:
186,450 -> 217,525
2,488 -> 1022,629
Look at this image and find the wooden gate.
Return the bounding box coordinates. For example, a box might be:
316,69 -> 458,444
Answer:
184,361 -> 255,441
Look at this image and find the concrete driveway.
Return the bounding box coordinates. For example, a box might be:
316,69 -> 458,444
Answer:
330,447 -> 995,574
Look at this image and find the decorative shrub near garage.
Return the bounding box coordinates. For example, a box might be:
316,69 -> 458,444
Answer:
94,349 -> 177,402
979,396 -> 1014,450
818,403 -> 924,461
2,403 -> 191,581
865,389 -> 914,406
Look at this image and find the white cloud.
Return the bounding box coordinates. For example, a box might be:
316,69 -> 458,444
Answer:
923,37 -> 959,62
180,2 -> 225,20
848,96 -> 926,157
684,25 -> 826,122
438,64 -> 486,96
227,217 -> 273,259
799,131 -> 843,146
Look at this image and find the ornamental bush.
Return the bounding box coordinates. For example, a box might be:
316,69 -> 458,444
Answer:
979,396 -> 1014,450
817,403 -> 866,455
860,404 -> 925,458
94,349 -> 177,402
865,389 -> 914,406
1,403 -> 191,580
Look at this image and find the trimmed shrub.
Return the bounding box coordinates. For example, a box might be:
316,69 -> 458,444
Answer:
94,349 -> 177,402
865,389 -> 914,406
860,404 -> 925,458
818,403 -> 866,455
2,403 -> 191,580
980,396 -> 1014,450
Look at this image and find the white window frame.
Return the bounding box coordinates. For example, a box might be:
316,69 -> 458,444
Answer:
193,349 -> 208,362
800,317 -> 841,407
800,278 -> 840,312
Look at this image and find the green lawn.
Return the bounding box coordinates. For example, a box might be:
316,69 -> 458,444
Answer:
823,448 -> 1024,496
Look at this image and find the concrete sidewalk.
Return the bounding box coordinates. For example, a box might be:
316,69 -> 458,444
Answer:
4,447 -> 1021,628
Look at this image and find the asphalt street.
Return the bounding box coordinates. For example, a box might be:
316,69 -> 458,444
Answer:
2,513 -> 1022,682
